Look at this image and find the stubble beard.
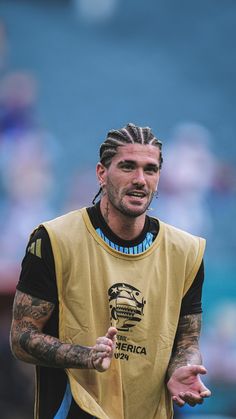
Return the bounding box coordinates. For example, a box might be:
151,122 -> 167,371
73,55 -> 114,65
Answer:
106,182 -> 155,218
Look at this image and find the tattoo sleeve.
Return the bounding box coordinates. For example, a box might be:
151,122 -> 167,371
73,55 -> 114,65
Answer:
10,290 -> 94,369
167,313 -> 202,380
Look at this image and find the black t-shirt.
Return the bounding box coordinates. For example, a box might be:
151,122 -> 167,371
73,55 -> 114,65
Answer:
16,203 -> 204,419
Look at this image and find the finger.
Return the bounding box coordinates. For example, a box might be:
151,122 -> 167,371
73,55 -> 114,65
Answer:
179,392 -> 203,406
94,343 -> 112,353
172,396 -> 185,407
93,356 -> 111,372
200,389 -> 211,398
182,397 -> 202,407
92,349 -> 112,363
93,351 -> 110,359
198,380 -> 212,396
96,337 -> 113,347
94,341 -> 112,351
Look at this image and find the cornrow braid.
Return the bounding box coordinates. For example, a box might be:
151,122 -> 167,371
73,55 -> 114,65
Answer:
100,123 -> 163,168
92,123 -> 163,204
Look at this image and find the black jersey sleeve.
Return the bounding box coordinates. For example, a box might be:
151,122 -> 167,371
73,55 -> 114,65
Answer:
180,260 -> 204,316
16,226 -> 58,304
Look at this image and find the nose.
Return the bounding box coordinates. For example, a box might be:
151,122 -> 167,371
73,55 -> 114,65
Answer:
132,168 -> 146,186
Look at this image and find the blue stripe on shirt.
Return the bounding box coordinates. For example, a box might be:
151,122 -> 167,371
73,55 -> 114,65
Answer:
54,381 -> 72,419
95,228 -> 154,254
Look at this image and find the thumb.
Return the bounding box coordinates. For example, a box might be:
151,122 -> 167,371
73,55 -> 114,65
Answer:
189,364 -> 207,375
106,327 -> 117,340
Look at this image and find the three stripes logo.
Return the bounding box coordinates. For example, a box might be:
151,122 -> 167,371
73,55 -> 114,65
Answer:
27,238 -> 42,258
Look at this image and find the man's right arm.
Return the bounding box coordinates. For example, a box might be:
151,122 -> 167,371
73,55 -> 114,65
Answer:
10,289 -> 117,371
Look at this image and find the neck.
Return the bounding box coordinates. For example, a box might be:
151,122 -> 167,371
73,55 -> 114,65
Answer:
99,198 -> 146,240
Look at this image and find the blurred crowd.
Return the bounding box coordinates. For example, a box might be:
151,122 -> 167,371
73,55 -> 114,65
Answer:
0,13 -> 236,419
0,20 -> 58,418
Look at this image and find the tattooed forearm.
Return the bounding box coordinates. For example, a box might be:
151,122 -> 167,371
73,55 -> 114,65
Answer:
10,290 -> 94,369
18,327 -> 93,368
167,313 -> 202,380
10,319 -> 42,364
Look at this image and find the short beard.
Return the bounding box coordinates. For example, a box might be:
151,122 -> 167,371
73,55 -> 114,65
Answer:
107,188 -> 155,218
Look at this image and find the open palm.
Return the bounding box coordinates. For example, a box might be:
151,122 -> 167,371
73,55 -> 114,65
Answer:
167,365 -> 211,407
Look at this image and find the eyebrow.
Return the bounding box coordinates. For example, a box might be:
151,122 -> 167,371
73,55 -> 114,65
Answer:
117,160 -> 136,166
117,160 -> 159,170
145,163 -> 159,171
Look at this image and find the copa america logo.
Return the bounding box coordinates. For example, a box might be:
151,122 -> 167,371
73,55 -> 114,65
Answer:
108,283 -> 146,331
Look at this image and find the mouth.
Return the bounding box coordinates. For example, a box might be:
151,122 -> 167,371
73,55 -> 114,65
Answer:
126,191 -> 147,199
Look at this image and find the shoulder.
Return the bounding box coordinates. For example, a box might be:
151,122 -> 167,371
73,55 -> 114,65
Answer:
26,225 -> 52,257
159,221 -> 206,280
43,209 -> 84,227
41,208 -> 87,238
160,220 -> 206,248
30,225 -> 50,241
39,208 -> 90,257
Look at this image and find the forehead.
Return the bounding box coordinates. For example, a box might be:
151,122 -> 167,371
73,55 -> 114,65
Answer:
112,143 -> 160,164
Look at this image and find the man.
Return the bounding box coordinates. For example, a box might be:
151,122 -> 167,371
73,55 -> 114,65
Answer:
10,123 -> 211,419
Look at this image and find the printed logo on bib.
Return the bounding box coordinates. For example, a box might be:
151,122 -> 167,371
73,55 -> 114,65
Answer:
108,283 -> 146,331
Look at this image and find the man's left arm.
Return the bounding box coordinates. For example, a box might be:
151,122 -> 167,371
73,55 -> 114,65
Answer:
166,313 -> 211,407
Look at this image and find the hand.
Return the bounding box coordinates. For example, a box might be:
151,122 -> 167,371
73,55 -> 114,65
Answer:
167,365 -> 211,407
90,327 -> 117,372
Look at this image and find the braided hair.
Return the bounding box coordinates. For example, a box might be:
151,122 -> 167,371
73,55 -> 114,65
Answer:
93,123 -> 163,204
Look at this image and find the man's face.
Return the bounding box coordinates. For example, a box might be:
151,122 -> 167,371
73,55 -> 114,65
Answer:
97,143 -> 161,218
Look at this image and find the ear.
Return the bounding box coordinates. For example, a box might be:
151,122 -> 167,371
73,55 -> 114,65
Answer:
96,162 -> 107,186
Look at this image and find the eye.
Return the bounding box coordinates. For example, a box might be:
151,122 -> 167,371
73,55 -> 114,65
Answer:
119,162 -> 135,172
144,165 -> 159,174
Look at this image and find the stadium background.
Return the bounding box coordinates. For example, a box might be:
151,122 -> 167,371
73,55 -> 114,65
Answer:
0,1 -> 235,418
